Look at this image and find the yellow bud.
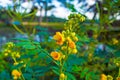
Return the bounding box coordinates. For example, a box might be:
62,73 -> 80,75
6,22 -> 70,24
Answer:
14,62 -> 19,66
80,16 -> 85,22
62,31 -> 66,35
16,53 -> 20,58
112,38 -> 118,44
116,63 -> 119,67
7,50 -> 11,53
4,53 -> 8,56
7,42 -> 14,47
88,53 -> 92,57
62,55 -> 65,59
61,46 -> 67,50
68,47 -> 72,53
93,34 -> 98,39
66,37 -> 71,41
13,76 -> 18,80
23,64 -> 26,67
72,49 -> 77,54
20,61 -> 24,63
74,37 -> 78,42
60,73 -> 66,79
107,75 -> 113,80
71,32 -> 76,37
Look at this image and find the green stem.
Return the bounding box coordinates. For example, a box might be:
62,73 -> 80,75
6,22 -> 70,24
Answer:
12,24 -> 25,34
18,68 -> 25,80
118,67 -> 120,77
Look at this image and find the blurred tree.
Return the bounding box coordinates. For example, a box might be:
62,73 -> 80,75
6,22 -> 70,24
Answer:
33,0 -> 55,22
79,0 -> 120,21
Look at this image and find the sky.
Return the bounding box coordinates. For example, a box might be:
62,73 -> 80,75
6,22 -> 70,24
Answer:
0,0 -> 96,19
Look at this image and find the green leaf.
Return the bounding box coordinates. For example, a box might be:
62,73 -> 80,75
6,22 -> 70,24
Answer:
23,73 -> 32,80
23,44 -> 36,49
0,71 -> 10,80
15,42 -> 30,46
52,66 -> 60,75
66,72 -> 76,80
72,65 -> 82,72
80,67 -> 89,78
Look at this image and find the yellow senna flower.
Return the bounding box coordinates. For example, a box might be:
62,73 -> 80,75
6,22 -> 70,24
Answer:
100,74 -> 107,80
50,51 -> 61,60
68,39 -> 76,49
12,70 -> 21,80
53,32 -> 65,45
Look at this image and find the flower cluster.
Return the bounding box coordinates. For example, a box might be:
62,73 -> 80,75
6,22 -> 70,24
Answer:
50,13 -> 85,61
12,69 -> 21,80
50,13 -> 85,80
3,42 -> 26,75
3,42 -> 14,56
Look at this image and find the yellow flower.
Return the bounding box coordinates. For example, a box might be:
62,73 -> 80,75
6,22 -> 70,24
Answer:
100,74 -> 107,80
50,51 -> 61,60
12,70 -> 21,80
68,40 -> 76,49
53,32 -> 65,45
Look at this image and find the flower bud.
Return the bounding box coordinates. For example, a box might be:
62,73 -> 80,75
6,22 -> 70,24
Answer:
16,53 -> 20,58
14,62 -> 19,66
71,32 -> 76,37
61,46 -> 67,50
62,55 -> 65,59
74,37 -> 78,42
4,53 -> 8,56
60,73 -> 66,80
116,63 -> 119,67
72,49 -> 77,54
